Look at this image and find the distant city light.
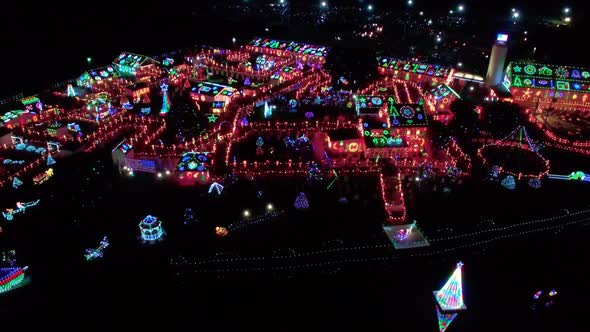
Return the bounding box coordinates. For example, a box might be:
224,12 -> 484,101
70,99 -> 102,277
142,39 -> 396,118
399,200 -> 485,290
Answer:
232,37 -> 236,43
407,0 -> 413,5
280,0 -> 285,3
512,12 -> 520,18
321,1 -> 327,7
524,31 -> 528,35
469,86 -> 475,91
367,4 -> 373,11
428,19 -> 433,25
419,11 -> 424,16
266,203 -> 274,211
563,7 -> 570,14
86,57 -> 92,63
436,36 -> 442,42
458,4 -> 464,12
511,8 -> 516,12
265,28 -> 269,31
458,62 -> 463,67
449,10 -> 454,14
243,210 -> 251,217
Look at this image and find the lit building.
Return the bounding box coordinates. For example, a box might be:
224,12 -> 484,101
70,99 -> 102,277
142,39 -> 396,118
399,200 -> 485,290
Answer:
503,61 -> 590,108
245,38 -> 329,65
189,82 -> 236,110
377,57 -> 453,84
112,52 -> 160,80
125,82 -> 151,101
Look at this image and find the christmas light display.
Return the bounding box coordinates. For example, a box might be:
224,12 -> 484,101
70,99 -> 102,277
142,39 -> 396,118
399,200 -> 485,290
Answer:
1,250 -> 16,266
548,171 -> 590,182
33,168 -> 54,185
67,84 -> 76,97
436,306 -> 458,332
247,38 -> 329,59
12,177 -> 23,189
215,226 -> 228,237
2,200 -> 40,221
46,155 -> 56,166
294,192 -> 309,210
501,175 -> 516,190
227,210 -> 284,233
478,126 -> 549,180
176,152 -> 210,172
377,57 -> 451,79
528,178 -> 542,189
160,83 -> 171,115
0,266 -> 26,294
184,208 -> 196,225
434,262 -> 467,312
208,182 -> 224,195
139,215 -> 164,241
84,236 -> 109,261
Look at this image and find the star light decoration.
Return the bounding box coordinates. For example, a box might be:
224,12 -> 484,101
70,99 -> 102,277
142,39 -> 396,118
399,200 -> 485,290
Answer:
207,114 -> 219,123
160,82 -> 169,92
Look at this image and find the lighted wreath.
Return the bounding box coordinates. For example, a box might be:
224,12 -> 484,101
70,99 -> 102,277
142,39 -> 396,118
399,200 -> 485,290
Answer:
478,126 -> 550,180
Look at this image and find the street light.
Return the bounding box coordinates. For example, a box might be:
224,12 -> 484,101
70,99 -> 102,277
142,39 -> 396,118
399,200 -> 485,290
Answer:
436,36 -> 442,42
419,11 -> 424,16
449,10 -> 454,14
407,0 -> 413,6
458,4 -> 464,12
86,57 -> 92,65
458,62 -> 463,67
232,37 -> 236,43
243,209 -> 251,217
512,12 -> 520,19
367,4 -> 373,11
565,17 -> 572,22
321,1 -> 327,7
563,7 -> 570,14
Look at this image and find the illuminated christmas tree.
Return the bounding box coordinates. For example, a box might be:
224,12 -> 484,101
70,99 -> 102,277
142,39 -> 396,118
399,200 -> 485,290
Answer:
436,306 -> 458,332
294,192 -> 309,210
12,177 -> 23,189
160,83 -> 171,115
47,155 -> 56,166
67,84 -> 76,97
434,262 -> 467,312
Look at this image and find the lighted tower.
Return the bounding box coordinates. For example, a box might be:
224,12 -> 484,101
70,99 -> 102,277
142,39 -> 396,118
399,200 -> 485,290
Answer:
485,34 -> 509,87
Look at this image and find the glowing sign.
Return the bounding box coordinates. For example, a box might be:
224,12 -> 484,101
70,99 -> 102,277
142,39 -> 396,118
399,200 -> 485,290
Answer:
496,34 -> 509,42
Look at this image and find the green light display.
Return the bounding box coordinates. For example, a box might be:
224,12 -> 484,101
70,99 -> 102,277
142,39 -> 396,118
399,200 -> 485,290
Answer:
506,62 -> 590,92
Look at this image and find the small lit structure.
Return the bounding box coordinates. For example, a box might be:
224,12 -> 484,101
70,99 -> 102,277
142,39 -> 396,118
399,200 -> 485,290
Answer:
377,57 -> 453,83
125,82 -> 151,101
189,82 -> 235,109
139,215 -> 164,241
113,52 -> 159,78
246,38 -> 329,65
77,66 -> 120,89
